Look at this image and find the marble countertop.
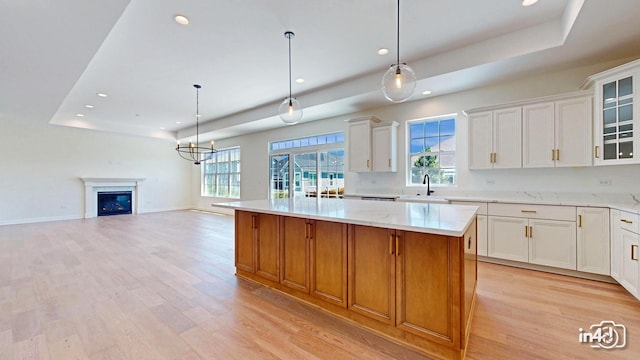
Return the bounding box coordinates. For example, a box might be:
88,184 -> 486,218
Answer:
345,191 -> 640,214
216,198 -> 478,237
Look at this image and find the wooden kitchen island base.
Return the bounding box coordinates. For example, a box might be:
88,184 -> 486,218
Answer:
232,203 -> 478,360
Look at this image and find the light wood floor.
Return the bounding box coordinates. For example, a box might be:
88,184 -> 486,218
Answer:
0,210 -> 639,359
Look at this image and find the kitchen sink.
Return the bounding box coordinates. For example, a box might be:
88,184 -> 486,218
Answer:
396,195 -> 450,204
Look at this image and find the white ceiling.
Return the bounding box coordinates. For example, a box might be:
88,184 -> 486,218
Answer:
2,0 -> 640,143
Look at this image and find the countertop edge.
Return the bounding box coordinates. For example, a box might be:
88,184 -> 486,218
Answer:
215,200 -> 477,237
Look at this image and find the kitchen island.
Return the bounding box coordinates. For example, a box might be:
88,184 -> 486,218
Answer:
217,198 -> 478,360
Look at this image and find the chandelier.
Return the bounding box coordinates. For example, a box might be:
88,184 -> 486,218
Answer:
381,0 -> 416,103
176,84 -> 217,165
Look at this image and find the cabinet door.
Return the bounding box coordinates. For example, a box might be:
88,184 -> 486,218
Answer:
611,210 -> 622,281
255,213 -> 279,282
577,207 -> 610,275
310,220 -> 347,307
396,230 -> 457,345
477,215 -> 488,257
468,111 -> 493,169
594,72 -> 638,166
488,216 -> 528,262
372,125 -> 397,172
620,230 -> 639,296
235,210 -> 255,273
348,121 -> 372,172
281,216 -> 310,293
528,219 -> 576,270
523,102 -> 555,168
493,107 -> 522,169
555,96 -> 593,167
348,225 -> 395,325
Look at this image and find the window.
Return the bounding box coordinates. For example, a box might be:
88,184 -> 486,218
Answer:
269,133 -> 344,199
408,115 -> 456,185
270,132 -> 344,151
202,147 -> 240,198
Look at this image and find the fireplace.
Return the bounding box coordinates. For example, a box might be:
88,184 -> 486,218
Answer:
97,191 -> 132,216
81,178 -> 145,218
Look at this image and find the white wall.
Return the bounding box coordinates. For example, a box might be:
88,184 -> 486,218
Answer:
0,119 -> 192,225
197,57 -> 640,210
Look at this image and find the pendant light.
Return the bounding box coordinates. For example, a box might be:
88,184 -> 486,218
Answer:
381,0 -> 416,103
176,84 -> 217,165
278,31 -> 303,124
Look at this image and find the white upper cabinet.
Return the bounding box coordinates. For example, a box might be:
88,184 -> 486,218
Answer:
585,59 -> 640,166
522,95 -> 593,168
347,116 -> 398,173
468,107 -> 522,169
371,122 -> 399,172
523,102 -> 555,168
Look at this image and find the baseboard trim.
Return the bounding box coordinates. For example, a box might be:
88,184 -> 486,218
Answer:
0,214 -> 83,226
479,256 -> 616,283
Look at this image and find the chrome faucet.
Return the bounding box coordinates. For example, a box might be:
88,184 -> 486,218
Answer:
422,174 -> 435,196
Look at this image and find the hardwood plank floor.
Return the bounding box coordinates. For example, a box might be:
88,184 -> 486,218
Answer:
0,210 -> 638,359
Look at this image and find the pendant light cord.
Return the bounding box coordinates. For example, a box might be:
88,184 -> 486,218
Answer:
195,84 -> 200,147
396,0 -> 400,66
288,34 -> 293,105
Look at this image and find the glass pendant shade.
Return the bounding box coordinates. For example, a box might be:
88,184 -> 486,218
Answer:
278,97 -> 303,124
381,63 -> 417,103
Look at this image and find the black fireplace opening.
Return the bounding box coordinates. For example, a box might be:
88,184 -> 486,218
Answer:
97,191 -> 132,216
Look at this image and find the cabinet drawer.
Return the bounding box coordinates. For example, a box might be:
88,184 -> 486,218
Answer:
450,201 -> 488,215
619,211 -> 640,234
488,203 -> 576,221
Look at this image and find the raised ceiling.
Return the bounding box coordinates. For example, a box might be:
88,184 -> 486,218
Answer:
2,0 -> 640,143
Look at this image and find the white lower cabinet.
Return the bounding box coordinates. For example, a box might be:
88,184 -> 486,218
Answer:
620,230 -> 640,296
487,203 -> 577,270
611,209 -> 640,300
477,215 -> 488,257
528,219 -> 576,270
488,216 -> 528,262
610,209 -> 622,280
576,207 -> 610,275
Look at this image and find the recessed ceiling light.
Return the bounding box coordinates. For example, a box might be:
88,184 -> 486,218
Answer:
174,14 -> 190,25
377,48 -> 389,55
76,113 -> 85,117
522,0 -> 538,6
84,104 -> 94,108
296,78 -> 305,84
160,127 -> 166,130
176,121 -> 181,124
422,90 -> 432,95
96,93 -> 108,98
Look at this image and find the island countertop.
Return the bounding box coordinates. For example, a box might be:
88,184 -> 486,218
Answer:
216,198 -> 478,237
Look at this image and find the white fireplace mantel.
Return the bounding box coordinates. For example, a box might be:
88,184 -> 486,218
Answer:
81,177 -> 145,218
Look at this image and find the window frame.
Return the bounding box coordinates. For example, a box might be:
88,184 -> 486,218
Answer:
405,114 -> 457,187
201,146 -> 241,198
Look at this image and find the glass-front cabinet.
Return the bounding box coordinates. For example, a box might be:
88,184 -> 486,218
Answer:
589,59 -> 640,165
